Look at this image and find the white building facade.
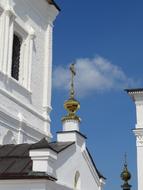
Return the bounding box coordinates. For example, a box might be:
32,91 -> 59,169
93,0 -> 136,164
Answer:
0,0 -> 59,144
0,1 -> 105,190
126,89 -> 143,190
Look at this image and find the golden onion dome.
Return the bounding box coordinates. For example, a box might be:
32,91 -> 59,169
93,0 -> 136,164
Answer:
64,98 -> 80,115
61,63 -> 81,122
62,98 -> 80,122
120,164 -> 131,182
120,154 -> 132,190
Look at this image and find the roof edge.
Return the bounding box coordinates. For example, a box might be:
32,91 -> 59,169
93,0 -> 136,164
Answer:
29,138 -> 75,153
50,142 -> 75,153
125,88 -> 143,93
0,174 -> 56,181
86,148 -> 106,180
57,130 -> 87,139
47,0 -> 61,11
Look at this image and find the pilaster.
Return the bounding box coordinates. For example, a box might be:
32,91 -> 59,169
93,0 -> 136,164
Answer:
135,101 -> 143,127
17,113 -> 24,144
0,6 -> 4,70
126,89 -> 143,190
133,129 -> 143,190
2,8 -> 16,74
42,22 -> 53,117
22,28 -> 35,90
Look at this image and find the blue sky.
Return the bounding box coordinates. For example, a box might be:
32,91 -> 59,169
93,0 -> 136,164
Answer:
51,1 -> 143,190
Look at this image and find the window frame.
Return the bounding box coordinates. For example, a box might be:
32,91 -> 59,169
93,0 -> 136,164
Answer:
74,171 -> 81,190
9,21 -> 28,87
7,16 -> 35,91
0,6 -> 4,71
11,33 -> 22,81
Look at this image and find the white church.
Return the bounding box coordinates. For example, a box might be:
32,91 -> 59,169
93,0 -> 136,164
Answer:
0,0 -> 106,190
0,0 -> 142,190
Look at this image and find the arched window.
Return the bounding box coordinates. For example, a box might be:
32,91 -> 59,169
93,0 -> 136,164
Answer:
11,33 -> 22,80
74,171 -> 81,190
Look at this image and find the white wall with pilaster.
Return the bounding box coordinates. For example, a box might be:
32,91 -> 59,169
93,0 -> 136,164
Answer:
128,91 -> 143,190
134,96 -> 143,190
55,144 -> 105,190
0,0 -> 59,144
133,129 -> 143,190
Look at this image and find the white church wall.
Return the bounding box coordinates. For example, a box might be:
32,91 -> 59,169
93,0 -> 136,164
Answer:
0,91 -> 51,143
0,180 -> 46,190
0,179 -> 74,190
12,0 -> 58,113
0,0 -> 59,144
127,90 -> 143,190
56,144 -> 102,190
136,145 -> 143,190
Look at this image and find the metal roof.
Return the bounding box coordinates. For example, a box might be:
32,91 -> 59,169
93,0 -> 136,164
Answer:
0,139 -> 74,180
0,138 -> 104,180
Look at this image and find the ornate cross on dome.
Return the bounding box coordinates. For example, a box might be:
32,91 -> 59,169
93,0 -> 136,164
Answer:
70,63 -> 76,99
61,63 -> 80,123
124,152 -> 127,166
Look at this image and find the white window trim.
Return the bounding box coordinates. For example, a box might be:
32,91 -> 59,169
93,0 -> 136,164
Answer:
8,17 -> 35,91
0,7 -> 35,92
0,6 -> 4,71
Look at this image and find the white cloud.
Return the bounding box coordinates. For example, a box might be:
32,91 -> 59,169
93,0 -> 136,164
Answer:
53,56 -> 138,97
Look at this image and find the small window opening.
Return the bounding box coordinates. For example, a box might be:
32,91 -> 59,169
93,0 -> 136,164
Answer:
74,171 -> 81,190
11,34 -> 22,80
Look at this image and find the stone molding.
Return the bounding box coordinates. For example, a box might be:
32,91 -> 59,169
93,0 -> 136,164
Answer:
133,129 -> 143,146
0,107 -> 51,144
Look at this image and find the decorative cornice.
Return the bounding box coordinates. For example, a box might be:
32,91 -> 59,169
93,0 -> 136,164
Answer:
125,88 -> 143,94
125,88 -> 143,102
133,129 -> 143,146
4,8 -> 16,20
135,101 -> 143,106
28,26 -> 35,39
62,115 -> 81,123
0,108 -> 51,142
57,130 -> 87,139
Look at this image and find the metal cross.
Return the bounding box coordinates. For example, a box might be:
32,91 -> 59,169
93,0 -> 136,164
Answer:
124,152 -> 127,166
70,63 -> 76,99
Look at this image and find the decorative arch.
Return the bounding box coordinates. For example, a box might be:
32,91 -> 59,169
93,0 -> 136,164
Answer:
74,171 -> 81,190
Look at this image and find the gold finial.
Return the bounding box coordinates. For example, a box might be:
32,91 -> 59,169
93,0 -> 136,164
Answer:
120,153 -> 132,190
62,63 -> 80,122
